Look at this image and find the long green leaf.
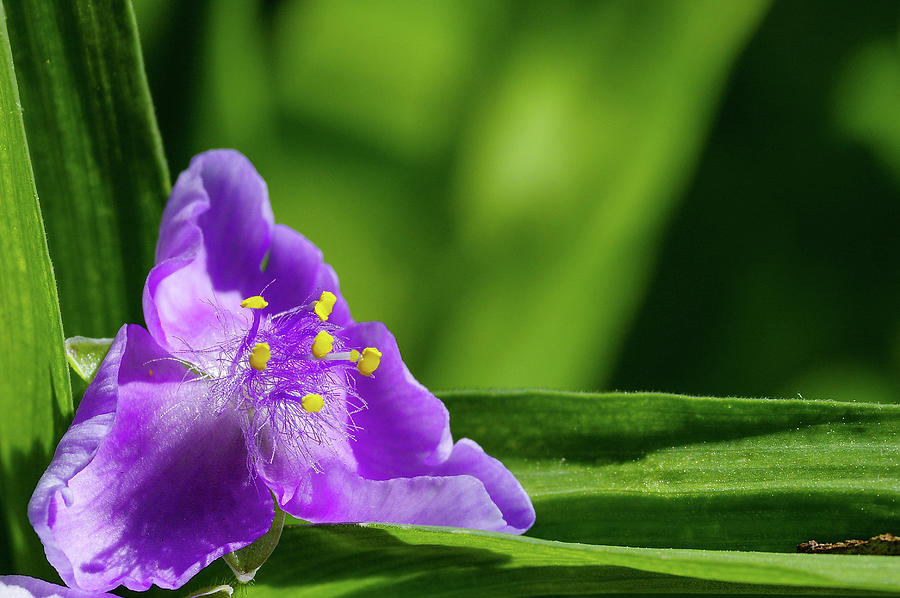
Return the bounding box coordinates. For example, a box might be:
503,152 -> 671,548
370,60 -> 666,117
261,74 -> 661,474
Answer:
0,0 -> 72,576
4,0 -> 169,338
132,391 -> 896,596
442,390 -> 898,552
183,523 -> 900,596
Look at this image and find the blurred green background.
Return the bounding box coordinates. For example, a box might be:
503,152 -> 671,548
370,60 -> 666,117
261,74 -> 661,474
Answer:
131,0 -> 900,401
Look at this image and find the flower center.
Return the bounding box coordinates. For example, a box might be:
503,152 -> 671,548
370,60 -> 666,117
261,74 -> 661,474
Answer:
213,292 -> 382,470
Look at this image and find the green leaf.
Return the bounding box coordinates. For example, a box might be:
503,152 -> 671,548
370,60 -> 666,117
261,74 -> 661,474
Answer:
133,391 -> 897,596
64,336 -> 112,383
0,0 -> 72,576
154,524 -> 900,597
441,390 -> 898,552
4,0 -> 169,338
223,502 -> 286,583
1,0 -> 168,573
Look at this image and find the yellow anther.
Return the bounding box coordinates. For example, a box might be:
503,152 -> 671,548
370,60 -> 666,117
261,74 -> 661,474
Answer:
302,393 -> 325,413
249,342 -> 271,371
357,347 -> 382,376
349,349 -> 361,363
313,291 -> 337,321
241,295 -> 268,309
311,330 -> 334,359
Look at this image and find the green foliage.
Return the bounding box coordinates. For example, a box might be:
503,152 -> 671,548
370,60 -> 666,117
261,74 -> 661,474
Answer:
425,1 -> 770,390
610,3 -> 900,402
4,0 -> 168,338
64,336 -> 111,384
442,391 -> 897,552
0,2 -> 72,576
159,524 -> 900,596
3,0 -> 899,594
0,0 -> 166,576
835,35 -> 900,182
137,391 -> 898,596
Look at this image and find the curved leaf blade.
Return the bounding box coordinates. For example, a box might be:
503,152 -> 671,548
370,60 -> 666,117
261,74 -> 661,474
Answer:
4,0 -> 169,338
133,390 -> 897,596
157,524 -> 899,597
0,0 -> 72,575
441,390 -> 898,552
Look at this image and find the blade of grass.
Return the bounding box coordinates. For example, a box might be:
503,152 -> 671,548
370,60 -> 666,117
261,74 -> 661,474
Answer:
143,524 -> 900,597
4,0 -> 169,338
441,390 -> 898,552
0,0 -> 72,576
130,390 -> 897,596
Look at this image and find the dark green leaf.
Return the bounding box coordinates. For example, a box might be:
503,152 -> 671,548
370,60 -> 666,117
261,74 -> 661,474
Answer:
158,524 -> 900,597
441,390 -> 898,552
2,0 -> 168,574
4,0 -> 169,338
0,0 -> 72,576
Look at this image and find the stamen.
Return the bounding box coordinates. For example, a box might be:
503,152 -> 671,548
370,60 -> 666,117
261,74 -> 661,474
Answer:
249,342 -> 271,371
313,291 -> 337,322
207,298 -> 369,474
241,295 -> 268,342
241,295 -> 269,309
357,347 -> 382,376
325,350 -> 360,363
301,393 -> 325,413
311,331 -> 334,359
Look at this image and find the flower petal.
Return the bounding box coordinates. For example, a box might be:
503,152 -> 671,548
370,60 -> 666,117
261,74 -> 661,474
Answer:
0,576 -> 116,598
29,325 -> 272,592
144,150 -> 351,352
331,323 -> 534,533
340,321 -> 453,478
429,439 -> 535,534
145,149 -> 273,351
253,385 -> 358,509
156,149 -> 273,283
282,463 -> 511,532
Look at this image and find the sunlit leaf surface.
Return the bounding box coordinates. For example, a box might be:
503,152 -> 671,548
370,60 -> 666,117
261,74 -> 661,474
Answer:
443,391 -> 898,552
153,523 -> 900,597
133,391 -> 897,596
64,336 -> 112,384
0,1 -> 71,576
4,0 -> 168,338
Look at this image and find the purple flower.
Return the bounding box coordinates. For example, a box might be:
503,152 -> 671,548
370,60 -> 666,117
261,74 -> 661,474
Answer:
28,150 -> 535,592
0,576 -> 116,598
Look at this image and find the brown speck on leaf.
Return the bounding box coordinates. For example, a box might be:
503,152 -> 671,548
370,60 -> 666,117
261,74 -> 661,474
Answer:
797,533 -> 899,555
